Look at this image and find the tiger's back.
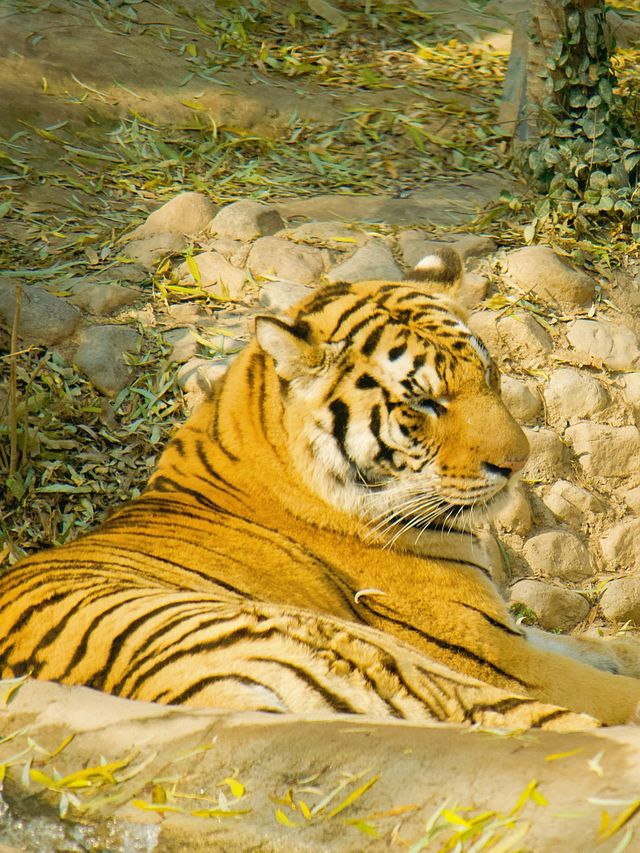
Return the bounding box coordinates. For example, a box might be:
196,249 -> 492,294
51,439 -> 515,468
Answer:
2,248 -> 640,730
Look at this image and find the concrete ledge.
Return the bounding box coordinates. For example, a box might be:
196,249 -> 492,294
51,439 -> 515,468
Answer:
1,680 -> 639,851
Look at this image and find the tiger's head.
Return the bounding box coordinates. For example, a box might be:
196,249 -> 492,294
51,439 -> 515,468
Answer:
255,247 -> 529,543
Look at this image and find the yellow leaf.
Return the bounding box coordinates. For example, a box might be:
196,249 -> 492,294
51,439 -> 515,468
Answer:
47,734 -> 75,760
220,776 -> 245,799
29,768 -> 62,789
442,808 -> 471,828
133,799 -> 184,814
152,784 -> 167,804
191,807 -> 251,818
180,100 -> 205,110
186,255 -> 201,282
299,799 -> 312,820
324,774 -> 380,820
509,780 -> 547,816
545,748 -> 583,762
275,807 -> 300,827
600,799 -> 640,839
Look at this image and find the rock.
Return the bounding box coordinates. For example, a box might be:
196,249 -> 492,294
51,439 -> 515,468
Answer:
467,310 -> 502,357
398,232 -> 495,269
624,485 -> 640,515
504,246 -> 595,308
73,325 -> 140,397
247,237 -> 327,285
543,368 -> 608,424
600,577 -> 640,624
500,376 -> 541,423
177,358 -> 231,408
458,273 -> 488,308
96,263 -> 147,284
166,303 -> 206,324
67,282 -> 141,315
124,233 -> 187,269
286,221 -> 366,249
620,372 -> 640,416
0,282 -> 81,346
510,579 -> 590,631
497,312 -> 553,360
259,281 -> 313,313
398,229 -> 435,268
600,519 -> 640,572
327,240 -> 402,284
134,191 -> 216,237
207,237 -> 251,267
178,251 -> 246,298
565,422 -> 640,477
452,234 -> 496,259
543,480 -> 602,526
164,328 -> 198,363
522,428 -> 566,482
492,482 -> 532,536
567,319 -> 640,371
210,200 -> 285,241
523,530 -> 594,581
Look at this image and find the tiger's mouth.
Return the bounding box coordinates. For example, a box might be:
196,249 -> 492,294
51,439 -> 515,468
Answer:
362,475 -> 513,543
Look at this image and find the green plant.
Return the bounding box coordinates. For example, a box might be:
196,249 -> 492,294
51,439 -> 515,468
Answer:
528,0 -> 640,237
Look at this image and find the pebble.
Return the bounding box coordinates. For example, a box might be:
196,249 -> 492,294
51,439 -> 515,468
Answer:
620,372 -> 640,415
522,530 -> 595,581
600,519 -> 640,571
164,328 -> 199,363
133,191 -> 216,238
600,577 -> 640,624
327,240 -> 402,284
73,325 -> 140,397
286,221 -> 366,249
210,200 -> 285,241
247,237 -> 327,286
398,231 -> 495,268
500,375 -> 541,423
207,237 -> 251,267
124,233 -> 187,269
458,273 -> 488,308
492,482 -> 533,536
497,312 -> 553,360
543,479 -> 602,526
178,251 -> 246,299
503,246 -> 595,308
68,282 -> 141,315
0,282 -> 80,346
624,485 -> 640,514
510,579 -> 590,630
522,427 -> 566,481
467,310 -> 502,357
565,422 -> 640,477
543,368 -> 608,424
567,318 -> 640,371
259,281 -> 313,313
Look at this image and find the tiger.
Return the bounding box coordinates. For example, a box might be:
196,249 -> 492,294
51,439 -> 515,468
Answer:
2,245 -> 640,732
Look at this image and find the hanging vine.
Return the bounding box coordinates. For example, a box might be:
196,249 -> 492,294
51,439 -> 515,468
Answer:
528,0 -> 639,237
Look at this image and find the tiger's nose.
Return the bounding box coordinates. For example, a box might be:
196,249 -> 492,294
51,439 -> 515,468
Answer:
483,455 -> 527,479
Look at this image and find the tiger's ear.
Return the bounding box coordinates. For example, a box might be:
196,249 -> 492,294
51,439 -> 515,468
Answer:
404,246 -> 463,294
255,315 -> 322,380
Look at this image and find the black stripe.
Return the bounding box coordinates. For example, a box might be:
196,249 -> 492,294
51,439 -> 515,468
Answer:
457,602 -> 524,637
356,373 -> 378,390
161,673 -> 286,707
62,594 -> 182,682
358,600 -> 531,689
329,398 -> 349,450
250,657 -> 356,713
361,324 -> 384,356
388,343 -> 407,361
326,294 -> 372,340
